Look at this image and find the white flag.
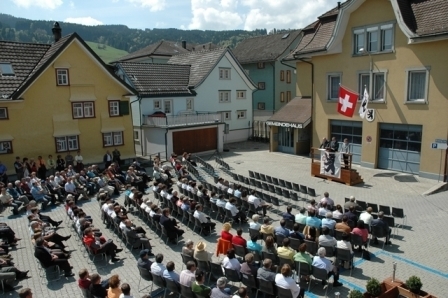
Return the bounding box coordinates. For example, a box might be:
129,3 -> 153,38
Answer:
359,87 -> 369,119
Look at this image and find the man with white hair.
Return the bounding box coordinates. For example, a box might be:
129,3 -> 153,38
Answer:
344,196 -> 361,211
312,247 -> 343,287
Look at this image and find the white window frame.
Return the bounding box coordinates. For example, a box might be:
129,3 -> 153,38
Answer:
186,98 -> 194,111
56,69 -> 69,86
72,101 -> 95,119
219,68 -> 231,80
163,99 -> 172,115
358,70 -> 388,102
134,130 -> 140,141
237,110 -> 246,119
0,107 -> 7,119
0,141 -> 12,154
236,90 -> 246,99
154,100 -> 161,110
353,22 -> 395,55
109,101 -> 120,116
222,111 -> 231,120
219,91 -> 231,103
103,132 -> 124,147
55,135 -> 79,153
405,67 -> 430,104
327,73 -> 342,101
258,103 -> 265,110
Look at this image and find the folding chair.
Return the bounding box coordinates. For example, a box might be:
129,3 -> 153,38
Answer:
308,266 -> 330,296
367,203 -> 379,214
150,273 -> 167,297
336,248 -> 355,276
392,207 -> 407,229
241,273 -> 259,295
257,278 -> 276,297
379,205 -> 391,216
369,225 -> 388,250
137,266 -> 153,292
278,179 -> 286,188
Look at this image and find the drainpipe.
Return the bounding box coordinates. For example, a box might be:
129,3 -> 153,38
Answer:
130,95 -> 143,157
165,128 -> 169,162
296,57 -> 314,153
270,62 -> 276,113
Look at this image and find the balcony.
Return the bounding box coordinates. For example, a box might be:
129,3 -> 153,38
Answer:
143,113 -> 222,128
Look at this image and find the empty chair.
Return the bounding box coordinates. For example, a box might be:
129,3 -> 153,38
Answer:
357,200 -> 367,210
383,215 -> 396,238
292,183 -> 300,192
278,179 -> 286,188
249,170 -> 255,178
307,187 -> 316,200
289,237 -> 302,251
165,278 -> 181,297
392,207 -> 407,229
379,205 -> 391,216
285,220 -> 294,231
344,197 -> 350,203
275,187 -> 283,197
367,203 -> 379,213
261,182 -> 269,192
259,174 -> 266,182
180,284 -> 194,298
254,172 -> 261,180
210,262 -> 225,281
249,228 -> 261,241
265,175 -> 273,184
224,267 -> 241,287
232,244 -> 247,259
268,184 -> 276,194
282,189 -> 291,203
299,185 -> 308,201
285,181 -> 293,190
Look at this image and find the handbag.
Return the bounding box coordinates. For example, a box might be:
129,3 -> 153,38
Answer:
362,249 -> 371,260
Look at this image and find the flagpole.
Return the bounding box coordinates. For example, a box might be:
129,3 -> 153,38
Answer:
339,83 -> 359,95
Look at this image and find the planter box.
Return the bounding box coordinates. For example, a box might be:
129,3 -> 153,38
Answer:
397,285 -> 437,298
363,282 -> 399,298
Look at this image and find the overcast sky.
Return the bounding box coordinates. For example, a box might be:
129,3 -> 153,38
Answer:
4,0 -> 341,31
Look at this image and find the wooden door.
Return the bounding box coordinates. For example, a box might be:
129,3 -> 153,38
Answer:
173,127 -> 217,154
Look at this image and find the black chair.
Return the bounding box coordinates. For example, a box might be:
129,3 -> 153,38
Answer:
285,220 -> 294,231
224,267 -> 241,287
369,226 -> 388,249
289,237 -> 302,251
278,179 -> 286,188
307,187 -> 316,200
241,273 -> 259,294
265,175 -> 273,184
383,215 -> 396,238
150,273 -> 167,296
308,266 -> 330,296
282,189 -> 291,204
285,181 -> 293,190
262,251 -> 278,266
249,171 -> 255,178
295,261 -> 312,279
351,233 -> 365,255
304,240 -> 317,256
254,172 -> 261,180
210,262 -> 225,281
261,182 -> 269,192
367,203 -> 379,214
257,278 -> 277,297
319,244 -> 336,258
379,205 -> 391,216
196,260 -> 211,283
272,177 -> 279,185
276,234 -> 286,247
268,184 -> 276,194
249,228 -> 261,242
334,230 -> 344,241
277,286 -> 294,298
299,185 -> 308,202
233,244 -> 247,259
357,200 -> 367,210
336,248 -> 355,276
180,253 -> 196,270
180,284 -> 194,298
278,256 -> 294,271
392,207 -> 406,229
165,279 -> 181,297
259,174 -> 266,182
292,183 -> 300,192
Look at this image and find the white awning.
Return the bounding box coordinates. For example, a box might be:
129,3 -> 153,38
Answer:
0,134 -> 13,141
69,85 -> 97,102
101,112 -> 125,133
53,115 -> 80,137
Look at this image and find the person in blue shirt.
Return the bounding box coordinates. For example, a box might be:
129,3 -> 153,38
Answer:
233,185 -> 242,198
305,209 -> 322,229
282,206 -> 295,221
30,182 -> 50,210
0,161 -> 8,184
246,235 -> 262,255
274,219 -> 290,237
162,261 -> 180,283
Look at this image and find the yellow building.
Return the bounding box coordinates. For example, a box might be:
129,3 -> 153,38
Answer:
285,0 -> 448,181
0,23 -> 136,175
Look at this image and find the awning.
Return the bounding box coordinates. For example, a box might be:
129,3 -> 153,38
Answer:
0,134 -> 14,141
69,85 -> 97,102
53,115 -> 80,137
101,112 -> 125,133
267,97 -> 311,129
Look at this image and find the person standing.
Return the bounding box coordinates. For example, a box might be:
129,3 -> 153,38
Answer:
36,156 -> 47,180
56,155 -> 65,172
319,137 -> 329,149
329,137 -> 339,152
74,150 -> 83,172
14,157 -> 24,181
104,151 -> 113,168
0,161 -> 8,184
47,155 -> 56,176
341,138 -> 350,168
65,152 -> 74,167
113,148 -> 121,165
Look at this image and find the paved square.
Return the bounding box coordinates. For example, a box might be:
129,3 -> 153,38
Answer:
2,141 -> 447,297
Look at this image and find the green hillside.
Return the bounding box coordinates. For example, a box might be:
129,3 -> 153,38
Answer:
85,41 -> 128,63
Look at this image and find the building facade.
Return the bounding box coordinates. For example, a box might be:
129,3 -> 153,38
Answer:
0,24 -> 135,174
288,0 -> 448,180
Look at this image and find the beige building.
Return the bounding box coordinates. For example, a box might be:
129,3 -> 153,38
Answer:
283,0 -> 448,180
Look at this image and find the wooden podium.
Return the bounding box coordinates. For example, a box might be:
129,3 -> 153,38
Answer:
311,147 -> 363,186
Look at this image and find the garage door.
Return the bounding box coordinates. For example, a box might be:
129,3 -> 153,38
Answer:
378,123 -> 422,174
173,127 -> 217,154
330,120 -> 362,164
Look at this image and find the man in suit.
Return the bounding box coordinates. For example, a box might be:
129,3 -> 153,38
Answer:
103,151 -> 113,168
160,208 -> 184,244
329,136 -> 339,152
123,219 -> 152,251
137,249 -> 153,271
370,211 -> 392,245
34,237 -> 74,277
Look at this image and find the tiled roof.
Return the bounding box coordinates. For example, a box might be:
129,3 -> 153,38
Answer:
397,0 -> 448,37
232,30 -> 302,64
115,40 -> 191,62
168,47 -> 228,87
0,41 -> 50,99
268,97 -> 311,126
117,62 -> 193,96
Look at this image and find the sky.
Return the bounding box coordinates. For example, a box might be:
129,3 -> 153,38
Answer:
3,0 -> 342,31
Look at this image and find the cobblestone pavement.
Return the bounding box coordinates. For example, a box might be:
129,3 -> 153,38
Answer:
2,141 -> 447,298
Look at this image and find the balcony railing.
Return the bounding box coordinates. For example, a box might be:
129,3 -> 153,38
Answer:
144,113 -> 222,128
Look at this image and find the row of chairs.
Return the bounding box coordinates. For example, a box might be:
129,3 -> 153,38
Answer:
193,155 -> 215,176
215,156 -> 231,171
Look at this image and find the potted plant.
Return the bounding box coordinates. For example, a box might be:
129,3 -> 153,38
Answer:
405,276 -> 423,294
366,278 -> 382,297
349,289 -> 364,298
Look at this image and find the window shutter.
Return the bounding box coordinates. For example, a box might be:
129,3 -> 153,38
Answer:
119,101 -> 130,115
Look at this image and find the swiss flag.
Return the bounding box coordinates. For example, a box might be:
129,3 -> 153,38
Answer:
337,86 -> 359,117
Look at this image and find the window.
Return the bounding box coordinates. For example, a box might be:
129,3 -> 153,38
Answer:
286,70 -> 291,83
406,68 -> 429,103
280,70 -> 285,81
134,130 -> 140,141
219,68 -> 231,80
109,101 -> 120,117
327,74 -> 341,100
103,132 -> 124,147
163,100 -> 172,114
236,90 -> 246,99
219,91 -> 231,103
72,102 -> 95,119
353,23 -> 394,54
55,136 -> 79,152
258,103 -> 265,110
0,107 -> 8,119
222,111 -> 231,120
56,69 -> 69,86
358,72 -> 387,101
0,141 -> 12,154
286,91 -> 291,102
186,98 -> 194,110
280,92 -> 285,102
258,82 -> 265,90
0,63 -> 15,76
154,100 -> 161,109
237,110 -> 246,119
257,62 -> 265,69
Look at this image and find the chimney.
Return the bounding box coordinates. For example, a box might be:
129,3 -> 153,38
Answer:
52,22 -> 62,42
337,1 -> 341,9
181,40 -> 187,49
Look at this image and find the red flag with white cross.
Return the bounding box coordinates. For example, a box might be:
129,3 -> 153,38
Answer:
337,85 -> 359,117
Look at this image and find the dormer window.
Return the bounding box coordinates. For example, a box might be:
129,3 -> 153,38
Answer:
56,69 -> 69,86
0,63 -> 15,77
353,22 -> 395,55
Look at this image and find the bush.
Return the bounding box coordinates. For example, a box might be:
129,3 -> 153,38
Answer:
366,278 -> 382,296
405,276 -> 422,294
348,289 -> 364,298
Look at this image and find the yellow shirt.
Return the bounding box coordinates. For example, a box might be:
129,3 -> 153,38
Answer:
107,287 -> 122,298
260,224 -> 274,235
277,246 -> 295,260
